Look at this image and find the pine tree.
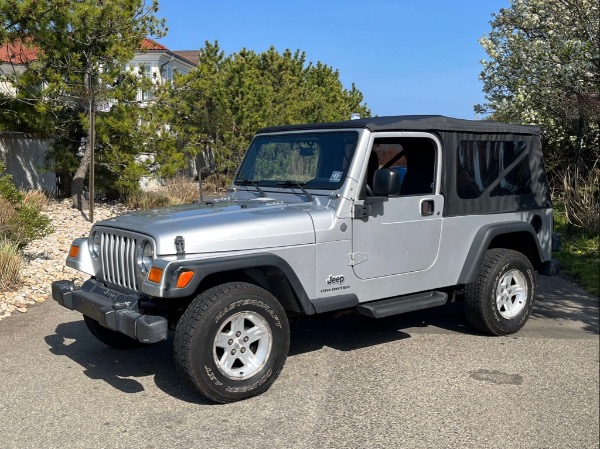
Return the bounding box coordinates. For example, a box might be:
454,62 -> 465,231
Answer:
0,0 -> 165,207
150,41 -> 371,181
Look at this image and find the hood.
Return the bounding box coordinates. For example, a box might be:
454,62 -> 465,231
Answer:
96,199 -> 316,255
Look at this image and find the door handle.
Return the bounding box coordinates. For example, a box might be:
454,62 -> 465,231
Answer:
420,199 -> 434,216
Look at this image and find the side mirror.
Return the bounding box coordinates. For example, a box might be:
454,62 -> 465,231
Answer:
373,169 -> 402,196
354,169 -> 402,219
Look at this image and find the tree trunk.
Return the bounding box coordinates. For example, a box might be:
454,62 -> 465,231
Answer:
72,70 -> 94,214
71,142 -> 91,211
572,114 -> 584,193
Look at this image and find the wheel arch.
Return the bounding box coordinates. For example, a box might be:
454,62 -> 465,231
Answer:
166,254 -> 316,316
458,222 -> 544,284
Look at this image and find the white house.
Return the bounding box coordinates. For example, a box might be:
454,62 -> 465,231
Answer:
0,38 -> 198,191
128,38 -> 197,103
0,41 -> 36,97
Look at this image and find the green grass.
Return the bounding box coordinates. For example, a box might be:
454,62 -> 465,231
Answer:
553,209 -> 599,297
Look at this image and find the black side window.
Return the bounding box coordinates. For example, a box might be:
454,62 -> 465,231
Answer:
457,140 -> 530,199
371,137 -> 436,196
490,157 -> 532,196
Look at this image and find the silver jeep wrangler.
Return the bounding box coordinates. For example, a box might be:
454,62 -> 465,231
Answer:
52,115 -> 560,403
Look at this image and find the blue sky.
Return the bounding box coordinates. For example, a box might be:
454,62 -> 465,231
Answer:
156,1 -> 509,120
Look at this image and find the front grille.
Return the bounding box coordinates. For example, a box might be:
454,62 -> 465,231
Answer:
100,231 -> 139,291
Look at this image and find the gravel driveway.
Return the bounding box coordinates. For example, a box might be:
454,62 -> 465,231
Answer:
0,274 -> 597,449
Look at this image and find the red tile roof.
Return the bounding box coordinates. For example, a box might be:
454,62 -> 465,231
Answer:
1,37 -> 195,67
0,41 -> 39,64
140,38 -> 169,51
140,38 -> 196,66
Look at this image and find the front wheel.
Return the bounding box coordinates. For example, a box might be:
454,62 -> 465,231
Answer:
464,249 -> 535,336
174,282 -> 290,403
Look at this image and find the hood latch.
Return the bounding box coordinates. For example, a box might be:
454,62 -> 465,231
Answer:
175,236 -> 185,255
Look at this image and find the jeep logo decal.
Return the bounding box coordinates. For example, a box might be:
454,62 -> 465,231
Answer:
326,275 -> 345,285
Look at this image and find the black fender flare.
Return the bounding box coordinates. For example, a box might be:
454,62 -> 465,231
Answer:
163,253 -> 316,315
457,222 -> 543,284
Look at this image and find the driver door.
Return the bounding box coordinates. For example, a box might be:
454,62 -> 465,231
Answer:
352,135 -> 443,279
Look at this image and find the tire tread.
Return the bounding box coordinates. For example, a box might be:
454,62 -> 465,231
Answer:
174,282 -> 289,403
464,248 -> 534,336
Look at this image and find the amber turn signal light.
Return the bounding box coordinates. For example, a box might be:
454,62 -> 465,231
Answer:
69,245 -> 79,258
148,267 -> 163,283
176,270 -> 194,288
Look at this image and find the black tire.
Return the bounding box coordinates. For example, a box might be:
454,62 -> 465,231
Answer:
174,282 -> 290,403
83,315 -> 143,349
464,248 -> 535,336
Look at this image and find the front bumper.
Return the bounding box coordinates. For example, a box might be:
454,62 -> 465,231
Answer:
51,279 -> 168,344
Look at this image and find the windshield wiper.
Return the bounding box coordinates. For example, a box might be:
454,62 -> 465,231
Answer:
238,179 -> 267,197
277,180 -> 314,201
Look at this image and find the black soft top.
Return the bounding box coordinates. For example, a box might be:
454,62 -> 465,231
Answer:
258,115 -> 540,136
257,115 -> 551,217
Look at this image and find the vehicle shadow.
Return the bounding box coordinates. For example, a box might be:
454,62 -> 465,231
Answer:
44,321 -> 210,405
45,310 -> 442,404
289,301 -> 478,356
44,279 -> 597,403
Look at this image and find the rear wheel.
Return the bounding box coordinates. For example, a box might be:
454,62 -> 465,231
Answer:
464,249 -> 535,335
83,315 -> 143,349
174,282 -> 290,403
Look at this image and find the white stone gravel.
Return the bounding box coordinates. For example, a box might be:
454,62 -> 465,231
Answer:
0,199 -> 129,320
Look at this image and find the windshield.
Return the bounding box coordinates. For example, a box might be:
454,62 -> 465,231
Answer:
235,131 -> 359,190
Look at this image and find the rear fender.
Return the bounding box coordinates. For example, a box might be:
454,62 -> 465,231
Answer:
458,222 -> 544,284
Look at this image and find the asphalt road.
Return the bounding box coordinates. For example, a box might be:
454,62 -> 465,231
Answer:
0,275 -> 598,449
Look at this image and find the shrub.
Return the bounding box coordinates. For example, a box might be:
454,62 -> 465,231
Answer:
0,162 -> 24,204
163,177 -> 201,204
125,190 -> 172,210
554,206 -> 600,296
0,162 -> 53,247
22,189 -> 50,210
0,195 -> 17,228
7,203 -> 53,247
0,238 -> 21,289
125,177 -> 207,209
562,162 -> 600,234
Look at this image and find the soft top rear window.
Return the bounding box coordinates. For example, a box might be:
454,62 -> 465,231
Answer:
457,140 -> 531,199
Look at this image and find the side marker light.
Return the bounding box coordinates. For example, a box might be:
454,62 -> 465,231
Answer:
176,271 -> 195,288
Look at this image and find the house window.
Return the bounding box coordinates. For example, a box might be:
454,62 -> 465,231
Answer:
164,65 -> 173,82
141,64 -> 154,100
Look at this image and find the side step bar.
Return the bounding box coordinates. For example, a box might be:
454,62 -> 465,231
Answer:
357,291 -> 448,319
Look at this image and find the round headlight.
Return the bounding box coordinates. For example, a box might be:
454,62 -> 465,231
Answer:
89,229 -> 101,259
137,240 -> 154,274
